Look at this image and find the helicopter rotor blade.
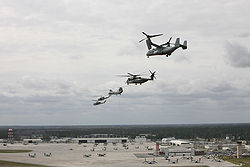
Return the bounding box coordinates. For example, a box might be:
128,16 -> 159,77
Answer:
140,32 -> 163,42
142,32 -> 163,38
149,34 -> 163,38
117,75 -> 131,77
160,37 -> 173,46
142,32 -> 148,36
149,70 -> 156,79
153,72 -> 156,79
139,38 -> 147,43
127,73 -> 141,77
168,37 -> 172,43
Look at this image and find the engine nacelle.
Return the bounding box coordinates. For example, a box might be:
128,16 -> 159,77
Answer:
146,39 -> 152,50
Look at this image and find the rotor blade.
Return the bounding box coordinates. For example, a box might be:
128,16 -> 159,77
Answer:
149,70 -> 156,79
160,37 -> 173,46
142,32 -> 163,38
149,34 -> 163,38
142,32 -> 148,36
117,75 -> 131,77
160,42 -> 168,46
127,73 -> 134,76
127,73 -> 140,77
139,38 -> 146,43
168,37 -> 172,43
153,71 -> 156,79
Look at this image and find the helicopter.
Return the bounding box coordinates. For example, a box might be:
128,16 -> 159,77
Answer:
97,153 -> 106,157
139,32 -> 187,58
93,100 -> 107,106
108,87 -> 123,96
44,153 -> 52,157
121,70 -> 156,85
83,154 -> 92,158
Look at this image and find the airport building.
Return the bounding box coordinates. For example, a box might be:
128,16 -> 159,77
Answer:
163,146 -> 195,156
204,143 -> 238,151
72,137 -> 128,144
169,139 -> 193,148
23,139 -> 42,144
50,138 -> 72,143
161,137 -> 175,145
134,136 -> 146,143
0,139 -> 7,143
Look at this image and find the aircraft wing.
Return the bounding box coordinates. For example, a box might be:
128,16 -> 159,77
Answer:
151,42 -> 161,48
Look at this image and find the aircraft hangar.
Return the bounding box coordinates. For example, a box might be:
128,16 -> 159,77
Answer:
72,137 -> 128,144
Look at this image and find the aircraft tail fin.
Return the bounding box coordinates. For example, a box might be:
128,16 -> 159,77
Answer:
149,70 -> 156,80
175,38 -> 180,47
181,40 -> 187,49
119,87 -> 123,94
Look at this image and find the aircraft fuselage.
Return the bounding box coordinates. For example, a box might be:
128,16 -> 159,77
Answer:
146,46 -> 179,57
126,78 -> 150,85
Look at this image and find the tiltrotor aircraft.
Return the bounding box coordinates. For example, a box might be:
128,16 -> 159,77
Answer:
96,95 -> 110,101
139,32 -> 187,58
108,87 -> 123,96
93,100 -> 107,106
121,70 -> 156,85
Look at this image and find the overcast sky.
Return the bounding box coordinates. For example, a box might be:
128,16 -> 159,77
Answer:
0,0 -> 250,125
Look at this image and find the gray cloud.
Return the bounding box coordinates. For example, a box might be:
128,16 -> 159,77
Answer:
238,32 -> 250,38
225,42 -> 250,68
0,0 -> 250,125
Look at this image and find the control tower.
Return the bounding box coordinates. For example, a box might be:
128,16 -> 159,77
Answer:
8,129 -> 14,143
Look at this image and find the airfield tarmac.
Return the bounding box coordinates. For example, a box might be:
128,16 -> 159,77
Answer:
0,142 -> 237,167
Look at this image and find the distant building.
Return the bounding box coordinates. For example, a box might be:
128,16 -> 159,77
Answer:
161,137 -> 175,145
169,139 -> 193,148
0,139 -> 7,143
23,139 -> 42,144
50,138 -> 72,143
72,137 -> 128,144
205,143 -> 238,151
135,136 -> 146,143
245,145 -> 250,152
163,146 -> 195,156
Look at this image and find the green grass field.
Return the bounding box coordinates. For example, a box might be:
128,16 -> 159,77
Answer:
0,150 -> 32,153
223,157 -> 250,167
0,160 -> 53,167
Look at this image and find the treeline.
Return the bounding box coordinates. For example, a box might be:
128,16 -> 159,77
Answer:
0,123 -> 249,141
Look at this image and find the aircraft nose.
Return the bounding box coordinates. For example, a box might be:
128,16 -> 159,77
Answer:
146,50 -> 153,55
